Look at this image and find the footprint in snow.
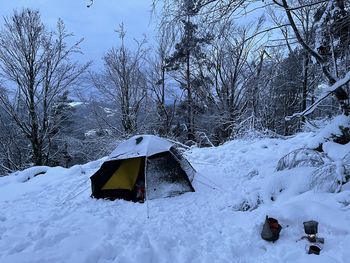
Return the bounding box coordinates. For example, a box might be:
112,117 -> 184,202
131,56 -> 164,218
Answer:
84,241 -> 118,263
133,233 -> 159,263
8,241 -> 31,254
27,227 -> 46,241
33,232 -> 69,250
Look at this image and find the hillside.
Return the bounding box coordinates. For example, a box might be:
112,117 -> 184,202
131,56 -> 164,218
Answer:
0,132 -> 349,263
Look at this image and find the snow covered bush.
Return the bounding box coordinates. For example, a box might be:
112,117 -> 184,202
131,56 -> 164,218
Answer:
275,146 -> 349,194
309,164 -> 342,193
233,188 -> 262,212
12,166 -> 49,183
307,115 -> 350,149
233,196 -> 262,212
344,153 -> 350,182
276,148 -> 328,171
275,115 -> 350,194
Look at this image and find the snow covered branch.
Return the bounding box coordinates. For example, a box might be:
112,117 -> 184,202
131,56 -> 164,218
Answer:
286,72 -> 350,120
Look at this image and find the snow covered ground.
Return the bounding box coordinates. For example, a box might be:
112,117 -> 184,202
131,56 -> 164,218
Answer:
0,132 -> 350,263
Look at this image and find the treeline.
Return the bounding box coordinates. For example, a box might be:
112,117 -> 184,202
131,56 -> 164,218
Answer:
0,0 -> 349,174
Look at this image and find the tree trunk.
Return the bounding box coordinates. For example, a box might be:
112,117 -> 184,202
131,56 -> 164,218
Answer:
186,50 -> 195,141
301,51 -> 310,122
31,137 -> 43,166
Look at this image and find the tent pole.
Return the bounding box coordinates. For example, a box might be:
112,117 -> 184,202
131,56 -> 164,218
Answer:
144,157 -> 150,219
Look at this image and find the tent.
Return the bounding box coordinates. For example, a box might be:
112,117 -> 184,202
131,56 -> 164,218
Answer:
90,135 -> 195,201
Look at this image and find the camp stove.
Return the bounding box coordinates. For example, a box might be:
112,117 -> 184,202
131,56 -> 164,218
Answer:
306,234 -> 317,243
305,234 -> 325,244
303,220 -> 324,244
296,220 -> 325,255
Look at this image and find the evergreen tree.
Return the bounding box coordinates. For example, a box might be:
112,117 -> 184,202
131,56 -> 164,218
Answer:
165,0 -> 212,142
49,90 -> 75,167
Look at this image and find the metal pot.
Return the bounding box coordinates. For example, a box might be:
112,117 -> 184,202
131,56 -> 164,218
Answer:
303,220 -> 318,235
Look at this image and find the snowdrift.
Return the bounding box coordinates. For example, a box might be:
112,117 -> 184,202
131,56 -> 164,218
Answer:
0,132 -> 350,263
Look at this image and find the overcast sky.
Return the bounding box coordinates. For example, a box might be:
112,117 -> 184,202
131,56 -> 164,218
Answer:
0,0 -> 156,69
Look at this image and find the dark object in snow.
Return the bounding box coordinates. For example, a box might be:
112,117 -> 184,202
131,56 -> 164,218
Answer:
300,235 -> 325,243
261,216 -> 282,242
135,136 -> 143,145
86,0 -> 93,8
316,237 -> 325,244
308,244 -> 321,255
303,220 -> 318,235
333,127 -> 350,145
334,86 -> 349,101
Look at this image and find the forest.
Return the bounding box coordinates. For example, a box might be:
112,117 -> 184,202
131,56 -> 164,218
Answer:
0,0 -> 349,174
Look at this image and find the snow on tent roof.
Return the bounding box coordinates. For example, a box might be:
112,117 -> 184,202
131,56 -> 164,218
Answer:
107,135 -> 174,160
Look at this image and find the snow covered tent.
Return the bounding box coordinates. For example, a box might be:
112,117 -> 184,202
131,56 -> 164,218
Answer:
90,135 -> 195,201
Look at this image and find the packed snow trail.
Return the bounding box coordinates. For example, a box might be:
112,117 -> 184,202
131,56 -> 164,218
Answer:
0,132 -> 349,263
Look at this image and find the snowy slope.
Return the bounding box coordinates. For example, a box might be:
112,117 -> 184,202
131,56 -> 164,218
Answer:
0,133 -> 350,263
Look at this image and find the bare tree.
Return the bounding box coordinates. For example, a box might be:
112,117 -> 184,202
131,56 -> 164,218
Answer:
204,21 -> 266,140
91,24 -> 148,135
146,28 -> 177,136
273,0 -> 349,116
267,1 -> 320,116
0,9 -> 89,166
0,108 -> 30,173
159,0 -> 350,112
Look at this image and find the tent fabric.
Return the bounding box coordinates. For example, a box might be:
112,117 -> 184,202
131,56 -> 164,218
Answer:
90,160 -> 122,193
90,135 -> 195,201
146,152 -> 195,200
170,147 -> 196,182
107,135 -> 173,161
102,157 -> 143,190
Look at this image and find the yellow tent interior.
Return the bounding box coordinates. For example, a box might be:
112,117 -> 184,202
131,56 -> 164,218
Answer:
102,157 -> 143,191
